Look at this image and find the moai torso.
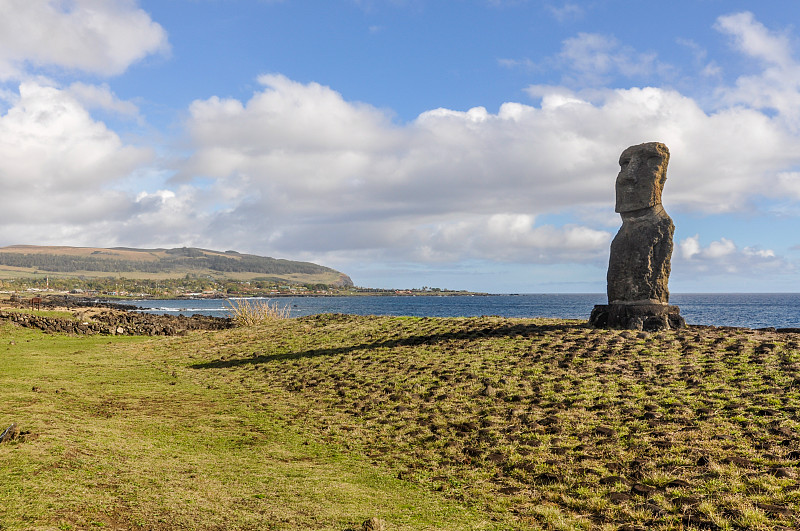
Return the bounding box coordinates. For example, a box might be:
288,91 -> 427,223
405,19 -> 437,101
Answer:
607,142 -> 674,305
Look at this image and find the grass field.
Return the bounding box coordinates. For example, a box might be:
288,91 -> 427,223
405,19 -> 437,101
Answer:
2,314 -> 800,529
0,323 -> 485,530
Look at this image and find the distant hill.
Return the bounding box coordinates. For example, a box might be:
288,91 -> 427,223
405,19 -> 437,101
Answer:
0,245 -> 353,287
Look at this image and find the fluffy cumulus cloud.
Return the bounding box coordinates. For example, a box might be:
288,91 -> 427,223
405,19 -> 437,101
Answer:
714,11 -> 800,127
0,1 -> 172,248
413,216 -> 611,263
677,234 -> 788,275
182,55 -> 800,265
0,82 -> 155,241
183,74 -> 623,264
66,82 -> 140,118
0,0 -> 168,79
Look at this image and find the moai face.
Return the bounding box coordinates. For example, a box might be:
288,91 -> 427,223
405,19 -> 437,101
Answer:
615,142 -> 670,213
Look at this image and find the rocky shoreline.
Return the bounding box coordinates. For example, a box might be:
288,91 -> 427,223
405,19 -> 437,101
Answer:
0,295 -> 233,336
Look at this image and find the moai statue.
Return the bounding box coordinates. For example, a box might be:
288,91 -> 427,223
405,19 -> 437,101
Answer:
589,142 -> 685,331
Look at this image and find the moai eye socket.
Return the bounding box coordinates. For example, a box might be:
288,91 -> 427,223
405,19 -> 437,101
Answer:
620,157 -> 631,167
647,155 -> 661,168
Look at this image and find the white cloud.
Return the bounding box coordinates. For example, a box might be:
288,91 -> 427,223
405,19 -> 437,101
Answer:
0,0 -> 169,79
507,31 -> 672,85
529,85 -> 800,213
183,76 -> 622,263
679,234 -> 701,260
677,38 -> 721,79
6,9 -> 800,273
67,82 -> 140,118
557,33 -> 661,85
546,3 -> 584,22
412,215 -> 611,263
677,234 -> 787,275
743,247 -> 776,259
701,62 -> 723,78
704,238 -> 737,259
116,187 -> 213,247
498,57 -> 537,71
714,11 -> 800,127
178,70 -> 800,265
0,82 -> 151,231
715,12 -> 793,67
777,172 -> 800,199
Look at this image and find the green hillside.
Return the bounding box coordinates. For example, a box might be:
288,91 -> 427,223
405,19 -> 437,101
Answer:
0,245 -> 353,287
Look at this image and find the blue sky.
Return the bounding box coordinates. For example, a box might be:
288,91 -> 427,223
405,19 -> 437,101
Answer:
1,1 -> 800,293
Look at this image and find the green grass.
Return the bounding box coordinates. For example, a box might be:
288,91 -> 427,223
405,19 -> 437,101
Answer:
3,308 -> 82,320
0,322 -> 489,530
170,315 -> 800,530
3,315 -> 800,529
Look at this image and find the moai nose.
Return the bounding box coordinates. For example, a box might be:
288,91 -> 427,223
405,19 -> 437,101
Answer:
623,159 -> 639,182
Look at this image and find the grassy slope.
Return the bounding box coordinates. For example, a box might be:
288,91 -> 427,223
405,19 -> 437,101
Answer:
175,315 -> 800,530
0,245 -> 348,286
0,324 -> 487,530
3,315 -> 800,529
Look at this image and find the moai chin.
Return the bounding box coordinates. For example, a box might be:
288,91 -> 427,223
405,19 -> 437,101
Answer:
589,142 -> 685,331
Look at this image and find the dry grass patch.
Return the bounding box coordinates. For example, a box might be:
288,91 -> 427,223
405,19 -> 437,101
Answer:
227,297 -> 291,326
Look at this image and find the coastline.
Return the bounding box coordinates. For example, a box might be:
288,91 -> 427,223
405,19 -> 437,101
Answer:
4,292 -> 800,331
0,293 -> 232,336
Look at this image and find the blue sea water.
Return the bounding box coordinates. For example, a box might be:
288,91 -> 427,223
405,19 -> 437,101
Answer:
123,293 -> 800,329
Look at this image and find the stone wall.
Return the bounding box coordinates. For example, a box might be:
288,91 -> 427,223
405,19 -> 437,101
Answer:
0,309 -> 232,336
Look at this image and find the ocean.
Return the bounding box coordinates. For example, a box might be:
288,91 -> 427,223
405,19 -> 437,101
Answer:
123,293 -> 800,329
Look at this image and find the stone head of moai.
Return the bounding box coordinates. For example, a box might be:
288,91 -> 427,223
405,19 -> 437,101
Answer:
615,142 -> 670,213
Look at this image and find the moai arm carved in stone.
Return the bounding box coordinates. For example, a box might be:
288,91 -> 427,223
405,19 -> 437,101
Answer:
590,142 -> 685,331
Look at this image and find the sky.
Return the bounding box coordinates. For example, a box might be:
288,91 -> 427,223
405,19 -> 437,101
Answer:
1,1 -> 800,293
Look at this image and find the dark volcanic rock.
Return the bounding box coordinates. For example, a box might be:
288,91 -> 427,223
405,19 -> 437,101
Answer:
0,422 -> 19,443
590,304 -> 685,331
607,206 -> 674,305
362,518 -> 387,531
590,142 -> 684,331
0,305 -> 232,337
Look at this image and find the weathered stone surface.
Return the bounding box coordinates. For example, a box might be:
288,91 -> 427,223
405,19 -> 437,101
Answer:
615,142 -> 670,214
362,518 -> 387,531
0,306 -> 232,336
0,423 -> 19,443
590,141 -> 684,330
609,142 -> 673,305
590,304 -> 685,331
607,206 -> 674,304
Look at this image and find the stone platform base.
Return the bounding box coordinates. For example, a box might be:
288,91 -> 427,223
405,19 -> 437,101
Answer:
589,304 -> 685,331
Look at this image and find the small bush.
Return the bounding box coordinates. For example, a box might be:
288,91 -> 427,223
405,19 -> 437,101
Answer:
227,298 -> 290,326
